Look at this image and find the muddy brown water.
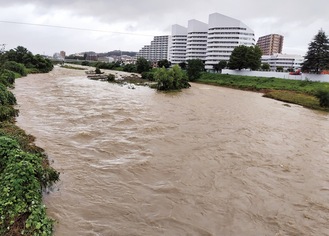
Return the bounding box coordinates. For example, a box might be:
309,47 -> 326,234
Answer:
14,67 -> 329,236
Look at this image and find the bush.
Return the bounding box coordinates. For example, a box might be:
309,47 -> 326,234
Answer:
0,136 -> 59,235
107,74 -> 115,82
2,61 -> 27,76
155,65 -> 190,91
141,71 -> 155,81
315,89 -> 329,107
0,69 -> 16,86
81,61 -> 90,66
95,68 -> 102,74
123,64 -> 137,73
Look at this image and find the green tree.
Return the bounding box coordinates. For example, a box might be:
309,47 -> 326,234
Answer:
228,45 -> 249,70
276,66 -> 284,72
123,64 -> 137,72
157,59 -> 171,68
186,59 -> 204,81
213,61 -> 227,73
228,45 -> 262,70
155,65 -> 190,91
178,62 -> 187,70
261,63 -> 270,70
246,46 -> 262,70
2,46 -> 53,73
136,57 -> 151,73
302,30 -> 329,74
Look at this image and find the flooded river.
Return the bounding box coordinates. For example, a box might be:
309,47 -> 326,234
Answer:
14,67 -> 329,235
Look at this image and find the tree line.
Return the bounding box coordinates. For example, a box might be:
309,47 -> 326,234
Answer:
0,46 -> 59,235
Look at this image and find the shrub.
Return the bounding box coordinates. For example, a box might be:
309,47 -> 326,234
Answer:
155,65 -> 190,91
95,68 -> 102,74
81,61 -> 90,66
123,64 -> 137,73
2,61 -> 27,76
0,136 -> 59,235
141,71 -> 155,81
315,89 -> 329,107
0,69 -> 16,86
107,74 -> 115,82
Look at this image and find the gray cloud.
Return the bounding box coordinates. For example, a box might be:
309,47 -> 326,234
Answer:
0,0 -> 328,55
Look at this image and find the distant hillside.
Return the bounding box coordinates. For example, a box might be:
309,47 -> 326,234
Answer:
98,50 -> 137,57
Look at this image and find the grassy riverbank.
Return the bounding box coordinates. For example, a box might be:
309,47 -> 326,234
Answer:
0,56 -> 59,234
197,73 -> 329,111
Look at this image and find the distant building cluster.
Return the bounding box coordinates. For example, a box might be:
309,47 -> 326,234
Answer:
137,12 -> 303,71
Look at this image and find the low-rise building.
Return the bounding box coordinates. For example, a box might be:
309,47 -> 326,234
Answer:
261,53 -> 304,71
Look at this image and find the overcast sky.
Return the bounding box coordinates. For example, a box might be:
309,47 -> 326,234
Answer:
0,0 -> 328,56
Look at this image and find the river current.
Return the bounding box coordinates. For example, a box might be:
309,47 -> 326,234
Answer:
14,67 -> 329,235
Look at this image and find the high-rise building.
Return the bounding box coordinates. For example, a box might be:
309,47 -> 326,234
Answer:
137,35 -> 169,61
138,45 -> 150,59
139,12 -> 256,69
186,19 -> 208,61
205,13 -> 255,70
60,51 -> 66,59
168,24 -> 187,64
256,34 -> 284,55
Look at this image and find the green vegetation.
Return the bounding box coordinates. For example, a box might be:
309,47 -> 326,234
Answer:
302,30 -> 329,74
228,45 -> 262,70
0,46 -> 59,235
264,91 -> 326,110
155,65 -> 190,91
107,74 -> 115,82
0,46 -> 53,73
213,61 -> 227,73
261,63 -> 270,70
95,68 -> 102,74
157,59 -> 171,69
136,57 -> 151,73
315,89 -> 329,107
122,63 -> 137,72
141,71 -> 155,81
186,59 -> 205,81
197,73 -> 329,111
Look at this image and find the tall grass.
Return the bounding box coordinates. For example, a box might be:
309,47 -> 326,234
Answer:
198,73 -> 329,95
197,73 -> 329,111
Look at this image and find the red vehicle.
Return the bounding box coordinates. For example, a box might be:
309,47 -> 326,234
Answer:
289,69 -> 302,75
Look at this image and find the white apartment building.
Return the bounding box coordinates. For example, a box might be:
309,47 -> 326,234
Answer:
139,13 -> 255,67
205,13 -> 255,70
137,36 -> 169,61
137,45 -> 150,59
186,19 -> 208,61
168,24 -> 188,64
261,54 -> 304,71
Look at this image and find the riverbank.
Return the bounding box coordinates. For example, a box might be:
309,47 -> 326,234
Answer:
197,73 -> 329,112
0,77 -> 59,235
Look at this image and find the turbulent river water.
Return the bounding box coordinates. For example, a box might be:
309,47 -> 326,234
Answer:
14,67 -> 329,236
